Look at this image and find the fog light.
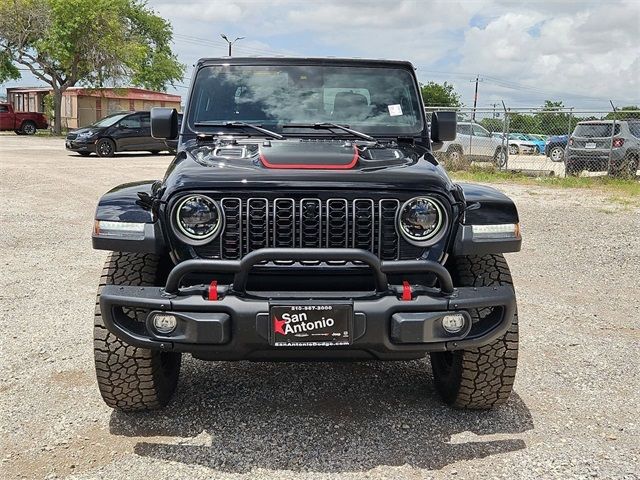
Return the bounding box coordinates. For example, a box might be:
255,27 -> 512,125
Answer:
442,314 -> 466,334
152,313 -> 177,334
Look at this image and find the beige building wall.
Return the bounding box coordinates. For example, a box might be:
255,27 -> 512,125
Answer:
60,94 -> 79,129
77,96 -> 97,127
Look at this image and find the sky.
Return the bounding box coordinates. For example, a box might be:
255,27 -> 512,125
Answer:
4,0 -> 639,110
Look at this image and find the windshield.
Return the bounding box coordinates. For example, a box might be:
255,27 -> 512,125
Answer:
187,64 -> 424,136
573,123 -> 620,137
91,113 -> 128,128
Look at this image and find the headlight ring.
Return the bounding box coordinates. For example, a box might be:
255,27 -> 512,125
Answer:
172,195 -> 223,244
397,196 -> 448,246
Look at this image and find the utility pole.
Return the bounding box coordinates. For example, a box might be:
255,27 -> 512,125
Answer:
470,75 -> 483,122
220,34 -> 245,56
490,102 -> 500,118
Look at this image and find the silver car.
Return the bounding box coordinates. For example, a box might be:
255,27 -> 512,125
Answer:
565,120 -> 640,177
438,122 -> 508,168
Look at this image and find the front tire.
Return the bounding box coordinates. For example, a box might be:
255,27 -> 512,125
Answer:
508,144 -> 519,155
96,138 -> 115,157
430,254 -> 519,409
493,147 -> 507,168
94,252 -> 181,412
444,145 -> 471,170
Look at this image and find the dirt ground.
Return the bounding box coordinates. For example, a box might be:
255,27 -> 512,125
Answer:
1,134 -> 638,480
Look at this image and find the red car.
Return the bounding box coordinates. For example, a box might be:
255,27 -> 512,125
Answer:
0,103 -> 48,135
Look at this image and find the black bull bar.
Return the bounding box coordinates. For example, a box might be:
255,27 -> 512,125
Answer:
98,248 -> 516,358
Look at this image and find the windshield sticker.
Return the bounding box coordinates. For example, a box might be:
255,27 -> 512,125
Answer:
388,104 -> 403,116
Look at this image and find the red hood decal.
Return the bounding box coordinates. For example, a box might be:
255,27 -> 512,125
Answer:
259,144 -> 359,170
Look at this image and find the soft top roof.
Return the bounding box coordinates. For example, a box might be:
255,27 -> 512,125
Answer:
196,57 -> 416,69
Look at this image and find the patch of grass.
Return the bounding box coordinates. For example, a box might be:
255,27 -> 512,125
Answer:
35,130 -> 67,137
451,166 -> 640,198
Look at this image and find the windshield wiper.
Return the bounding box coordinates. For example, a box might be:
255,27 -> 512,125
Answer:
193,121 -> 285,140
282,122 -> 376,142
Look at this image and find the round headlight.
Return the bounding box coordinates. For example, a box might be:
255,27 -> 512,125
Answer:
397,197 -> 447,246
173,195 -> 222,243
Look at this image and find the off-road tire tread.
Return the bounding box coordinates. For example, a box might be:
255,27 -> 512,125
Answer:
431,254 -> 518,409
94,252 -> 180,411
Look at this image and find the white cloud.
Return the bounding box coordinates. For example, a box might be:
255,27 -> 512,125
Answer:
456,1 -> 640,106
8,0 -> 637,109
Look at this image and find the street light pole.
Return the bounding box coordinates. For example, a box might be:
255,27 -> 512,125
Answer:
220,34 -> 245,57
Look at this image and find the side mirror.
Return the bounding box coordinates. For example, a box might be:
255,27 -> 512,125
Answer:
430,111 -> 457,142
151,107 -> 178,139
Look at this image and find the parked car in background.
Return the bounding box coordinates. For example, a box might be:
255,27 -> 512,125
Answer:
565,120 -> 640,177
439,122 -> 507,168
507,133 -> 536,155
544,134 -> 568,162
163,112 -> 183,152
0,103 -> 48,135
521,134 -> 546,154
65,111 -> 169,157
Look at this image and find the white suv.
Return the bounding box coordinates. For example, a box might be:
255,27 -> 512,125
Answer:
437,122 -> 507,168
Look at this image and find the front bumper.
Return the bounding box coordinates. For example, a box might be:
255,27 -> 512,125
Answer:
65,139 -> 96,153
99,248 -> 517,360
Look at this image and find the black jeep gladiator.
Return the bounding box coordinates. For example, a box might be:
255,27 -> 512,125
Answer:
92,57 -> 522,412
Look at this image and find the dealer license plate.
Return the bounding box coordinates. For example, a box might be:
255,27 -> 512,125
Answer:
585,142 -> 597,149
270,304 -> 353,347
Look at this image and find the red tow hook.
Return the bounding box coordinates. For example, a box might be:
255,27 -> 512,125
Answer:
401,280 -> 413,301
207,280 -> 218,301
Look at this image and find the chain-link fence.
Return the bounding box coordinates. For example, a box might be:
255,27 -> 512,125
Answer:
427,107 -> 640,178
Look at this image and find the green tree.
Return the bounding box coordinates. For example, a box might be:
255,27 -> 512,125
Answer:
604,106 -> 640,120
479,117 -> 505,134
533,100 -> 577,136
0,0 -> 184,133
421,81 -> 462,107
0,49 -> 19,82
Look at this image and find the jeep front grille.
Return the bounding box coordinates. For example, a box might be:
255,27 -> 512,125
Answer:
187,196 -> 427,261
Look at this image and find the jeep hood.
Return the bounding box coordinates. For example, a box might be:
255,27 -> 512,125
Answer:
160,140 -> 453,197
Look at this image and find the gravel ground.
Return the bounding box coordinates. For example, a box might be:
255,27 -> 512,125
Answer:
1,134 -> 639,480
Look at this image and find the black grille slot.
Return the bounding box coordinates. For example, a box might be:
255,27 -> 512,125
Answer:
300,199 -> 322,248
379,199 -> 400,260
273,198 -> 295,248
352,199 -> 374,251
220,198 -> 242,259
247,198 -> 268,253
327,199 -> 348,248
190,196 -> 413,261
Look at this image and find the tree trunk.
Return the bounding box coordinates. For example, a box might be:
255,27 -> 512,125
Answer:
52,87 -> 63,135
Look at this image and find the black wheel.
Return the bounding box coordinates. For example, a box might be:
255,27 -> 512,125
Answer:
149,150 -> 161,155
493,147 -> 507,168
21,121 -> 37,135
549,146 -> 564,162
508,144 -> 519,155
444,145 -> 470,170
94,252 -> 181,412
14,129 -> 24,135
96,138 -> 115,157
77,152 -> 92,157
430,254 -> 519,409
608,153 -> 639,179
565,160 -> 581,177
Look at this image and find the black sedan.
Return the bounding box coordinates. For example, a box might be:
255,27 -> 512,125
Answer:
65,111 -> 169,157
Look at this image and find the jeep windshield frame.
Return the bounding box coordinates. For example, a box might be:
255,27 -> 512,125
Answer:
184,58 -> 426,139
